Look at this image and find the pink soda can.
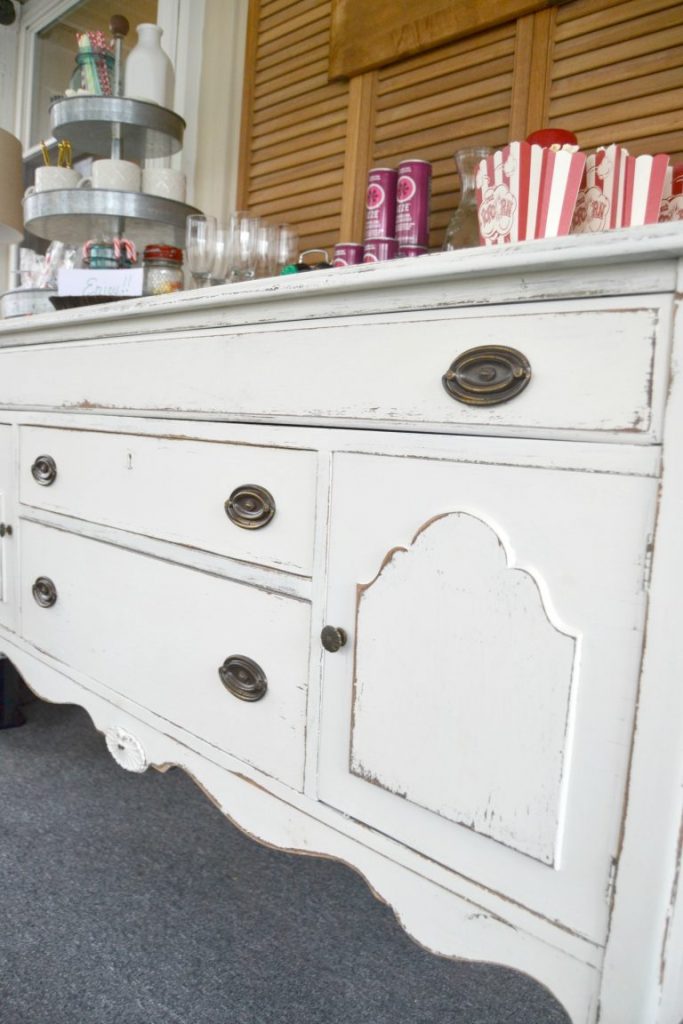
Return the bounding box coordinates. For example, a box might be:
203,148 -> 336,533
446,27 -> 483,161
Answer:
396,159 -> 432,247
362,238 -> 399,262
333,242 -> 364,267
364,168 -> 398,241
398,244 -> 429,258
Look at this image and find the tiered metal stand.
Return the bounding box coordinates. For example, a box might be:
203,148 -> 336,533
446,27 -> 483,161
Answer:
23,94 -> 200,248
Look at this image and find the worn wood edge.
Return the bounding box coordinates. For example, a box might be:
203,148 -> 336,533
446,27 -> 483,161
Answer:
0,635 -> 600,1023
597,297 -> 683,1021
1,409 -> 662,477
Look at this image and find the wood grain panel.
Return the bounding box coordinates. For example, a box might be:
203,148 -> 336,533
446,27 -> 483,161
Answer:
241,0 -> 350,254
548,0 -> 683,162
329,0 -> 555,79
369,22 -> 517,249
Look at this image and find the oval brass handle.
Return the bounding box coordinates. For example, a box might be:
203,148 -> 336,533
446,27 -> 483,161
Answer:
225,485 -> 276,530
442,346 -> 531,405
321,625 -> 347,653
31,454 -> 57,486
32,576 -> 57,608
218,655 -> 267,701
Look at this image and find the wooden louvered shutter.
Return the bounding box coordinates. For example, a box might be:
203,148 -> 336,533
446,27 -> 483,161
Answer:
237,0 -> 683,254
547,0 -> 683,163
370,25 -> 518,249
238,0 -> 349,252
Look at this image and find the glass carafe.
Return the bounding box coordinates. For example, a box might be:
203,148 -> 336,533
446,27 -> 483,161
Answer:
442,146 -> 493,250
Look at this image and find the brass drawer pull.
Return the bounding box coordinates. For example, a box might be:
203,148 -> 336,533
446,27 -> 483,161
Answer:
321,625 -> 347,653
0,523 -> 12,538
443,346 -> 531,405
31,454 -> 57,486
218,655 -> 268,702
32,576 -> 57,608
225,485 -> 276,530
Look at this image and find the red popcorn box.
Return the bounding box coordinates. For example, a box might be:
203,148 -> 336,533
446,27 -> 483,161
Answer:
659,163 -> 683,222
475,142 -> 544,245
622,153 -> 669,227
572,144 -> 628,233
476,142 -> 584,244
534,146 -> 586,239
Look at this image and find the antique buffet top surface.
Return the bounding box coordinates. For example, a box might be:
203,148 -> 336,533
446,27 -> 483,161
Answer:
0,223 -> 682,349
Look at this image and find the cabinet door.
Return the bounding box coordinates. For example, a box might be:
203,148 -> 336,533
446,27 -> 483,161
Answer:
318,451 -> 657,946
0,424 -> 15,630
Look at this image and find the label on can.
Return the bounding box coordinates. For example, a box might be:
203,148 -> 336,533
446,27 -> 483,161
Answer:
396,160 -> 432,247
333,242 -> 365,267
398,245 -> 429,258
364,168 -> 398,241
362,238 -> 399,262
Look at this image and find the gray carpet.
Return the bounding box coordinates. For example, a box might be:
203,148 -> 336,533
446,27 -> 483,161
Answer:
0,699 -> 571,1024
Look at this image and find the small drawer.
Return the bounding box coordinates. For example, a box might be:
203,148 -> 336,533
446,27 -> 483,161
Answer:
21,521 -> 311,790
20,427 -> 317,576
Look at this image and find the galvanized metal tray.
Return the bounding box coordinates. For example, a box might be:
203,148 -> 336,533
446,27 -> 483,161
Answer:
49,95 -> 186,161
23,188 -> 199,248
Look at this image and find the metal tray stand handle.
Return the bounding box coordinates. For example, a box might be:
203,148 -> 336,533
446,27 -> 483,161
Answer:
442,345 -> 531,405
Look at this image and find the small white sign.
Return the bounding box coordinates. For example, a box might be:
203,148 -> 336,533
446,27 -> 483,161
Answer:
58,268 -> 144,297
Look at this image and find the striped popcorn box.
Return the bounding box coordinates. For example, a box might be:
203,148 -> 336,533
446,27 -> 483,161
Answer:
475,142 -> 544,245
572,144 -> 628,233
535,147 -> 586,239
622,153 -> 669,227
658,163 -> 683,222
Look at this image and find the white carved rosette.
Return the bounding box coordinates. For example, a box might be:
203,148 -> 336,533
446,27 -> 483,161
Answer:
105,726 -> 148,773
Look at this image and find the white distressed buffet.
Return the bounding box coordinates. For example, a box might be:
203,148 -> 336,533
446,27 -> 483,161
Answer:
1,226 -> 682,1024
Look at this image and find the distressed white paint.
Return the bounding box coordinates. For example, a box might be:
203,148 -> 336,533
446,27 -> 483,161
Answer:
350,511 -> 576,865
0,422 -> 15,630
20,520 -> 311,790
20,425 -> 318,576
319,450 -> 656,947
0,301 -> 668,443
0,230 -> 682,1024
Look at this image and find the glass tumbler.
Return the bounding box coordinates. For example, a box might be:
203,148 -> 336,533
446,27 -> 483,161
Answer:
229,212 -> 260,281
442,146 -> 493,250
255,221 -> 279,278
185,214 -> 217,288
275,224 -> 299,273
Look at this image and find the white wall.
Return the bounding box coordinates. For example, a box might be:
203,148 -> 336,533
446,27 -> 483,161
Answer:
192,0 -> 248,220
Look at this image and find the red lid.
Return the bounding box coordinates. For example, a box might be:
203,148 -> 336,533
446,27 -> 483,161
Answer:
525,128 -> 578,147
143,244 -> 183,262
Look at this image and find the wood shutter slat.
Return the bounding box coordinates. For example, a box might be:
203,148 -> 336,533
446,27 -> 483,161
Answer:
550,46 -> 683,99
551,66 -> 683,118
552,23 -> 683,77
376,73 -> 514,127
255,44 -> 329,87
376,54 -> 516,110
554,0 -> 681,40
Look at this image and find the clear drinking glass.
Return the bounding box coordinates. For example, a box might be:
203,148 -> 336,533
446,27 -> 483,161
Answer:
229,212 -> 260,281
275,224 -> 299,273
185,214 -> 217,287
211,222 -> 233,284
442,146 -> 493,250
255,221 -> 279,278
